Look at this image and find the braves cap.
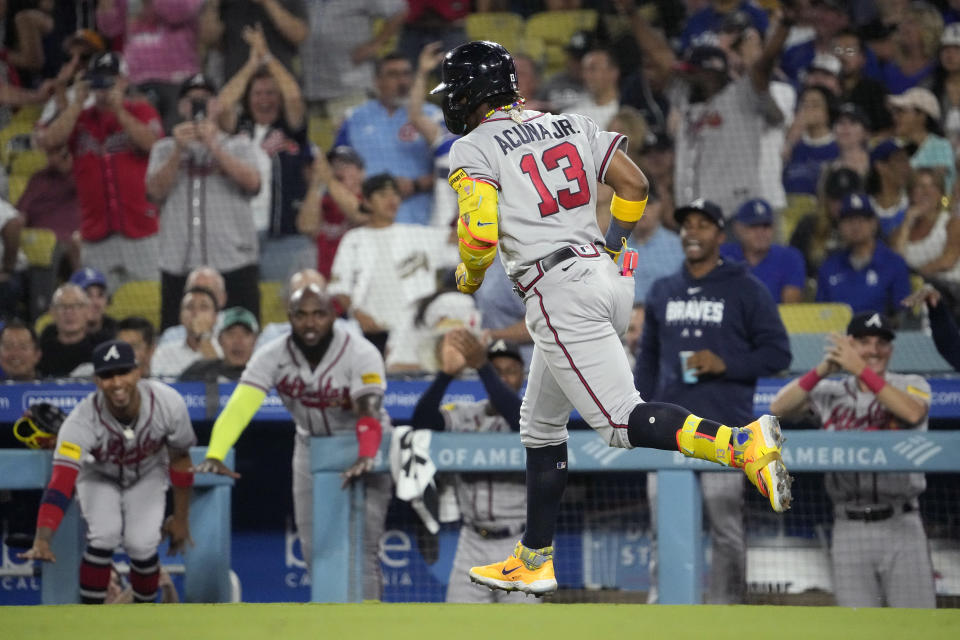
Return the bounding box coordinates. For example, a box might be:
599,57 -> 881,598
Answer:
674,198 -> 725,229
327,145 -> 365,168
92,340 -> 137,376
680,45 -> 729,75
847,312 -> 895,341
69,267 -> 107,291
221,306 -> 259,334
838,192 -> 875,219
734,199 -> 774,226
565,30 -> 596,59
487,339 -> 524,365
87,52 -> 127,89
179,72 -> 216,98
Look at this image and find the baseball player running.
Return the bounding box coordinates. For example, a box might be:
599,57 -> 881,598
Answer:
771,313 -> 936,608
20,340 -> 196,604
411,331 -> 528,602
429,41 -> 791,596
195,284 -> 391,599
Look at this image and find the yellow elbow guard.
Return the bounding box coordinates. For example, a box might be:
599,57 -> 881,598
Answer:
450,170 -> 500,248
206,383 -> 267,461
610,193 -> 648,223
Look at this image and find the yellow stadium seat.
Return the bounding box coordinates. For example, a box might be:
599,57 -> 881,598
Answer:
19,228 -> 58,268
466,12 -> 527,56
9,174 -> 29,207
524,10 -> 598,76
34,312 -> 52,335
0,120 -> 34,169
372,17 -> 401,58
308,114 -> 335,153
778,303 -> 853,334
11,103 -> 42,125
107,281 -> 161,329
11,149 -> 47,178
260,281 -> 287,325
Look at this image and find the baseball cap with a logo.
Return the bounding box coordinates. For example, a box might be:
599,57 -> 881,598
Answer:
888,87 -> 941,121
838,192 -> 875,220
487,339 -> 524,366
679,46 -> 729,75
92,340 -> 137,376
86,52 -> 127,89
674,198 -> 725,229
179,72 -> 216,98
69,267 -> 107,292
734,198 -> 774,226
847,312 -> 895,341
943,23 -> 960,48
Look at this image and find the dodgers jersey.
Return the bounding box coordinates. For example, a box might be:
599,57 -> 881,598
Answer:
809,372 -> 931,505
441,400 -> 525,527
240,324 -> 390,438
447,110 -> 625,279
53,379 -> 197,488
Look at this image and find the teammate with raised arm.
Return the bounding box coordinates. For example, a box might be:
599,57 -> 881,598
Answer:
430,41 -> 792,596
194,284 -> 391,599
19,340 -> 196,604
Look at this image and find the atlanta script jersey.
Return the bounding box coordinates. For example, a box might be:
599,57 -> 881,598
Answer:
448,110 -> 626,278
53,379 -> 197,488
240,324 -> 390,437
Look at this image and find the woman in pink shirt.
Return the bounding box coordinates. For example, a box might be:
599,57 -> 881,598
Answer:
97,0 -> 214,132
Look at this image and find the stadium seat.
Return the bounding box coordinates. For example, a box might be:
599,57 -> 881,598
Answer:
789,330 -> 954,374
107,281 -> 161,329
34,312 -> 52,335
19,228 -> 57,267
8,174 -> 28,204
466,12 -> 527,57
260,281 -> 286,326
10,149 -> 46,178
777,193 -> 817,246
0,120 -> 35,170
11,103 -> 42,125
524,10 -> 598,76
371,17 -> 401,58
778,303 -> 853,334
308,114 -> 335,153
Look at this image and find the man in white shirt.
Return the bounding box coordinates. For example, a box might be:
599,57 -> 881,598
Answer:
150,286 -> 221,378
568,48 -> 620,129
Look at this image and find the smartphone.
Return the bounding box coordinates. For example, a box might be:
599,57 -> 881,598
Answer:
191,98 -> 207,121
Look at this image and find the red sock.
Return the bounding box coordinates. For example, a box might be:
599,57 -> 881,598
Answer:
129,553 -> 160,603
79,546 -> 112,604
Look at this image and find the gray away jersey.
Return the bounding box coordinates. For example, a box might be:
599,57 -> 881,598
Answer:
448,110 -> 625,279
809,372 -> 931,505
53,379 -> 197,487
441,400 -> 525,527
240,324 -> 390,437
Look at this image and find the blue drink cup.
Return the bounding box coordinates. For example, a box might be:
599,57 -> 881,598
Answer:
679,350 -> 698,384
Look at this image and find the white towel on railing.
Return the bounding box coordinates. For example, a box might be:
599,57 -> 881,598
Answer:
389,426 -> 439,534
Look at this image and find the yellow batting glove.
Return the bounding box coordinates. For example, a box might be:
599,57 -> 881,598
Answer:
455,263 -> 484,294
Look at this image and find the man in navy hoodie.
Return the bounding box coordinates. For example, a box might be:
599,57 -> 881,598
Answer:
637,199 -> 791,604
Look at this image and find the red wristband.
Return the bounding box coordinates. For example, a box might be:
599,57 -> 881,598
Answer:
859,367 -> 887,395
355,416 -> 382,458
797,368 -> 822,392
170,468 -> 194,488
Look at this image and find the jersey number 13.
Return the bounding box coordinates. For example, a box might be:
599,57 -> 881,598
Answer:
519,141 -> 591,217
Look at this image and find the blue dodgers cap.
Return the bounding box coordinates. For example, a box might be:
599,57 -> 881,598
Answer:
869,138 -> 913,164
734,198 -> 774,226
674,198 -> 725,229
69,267 -> 107,291
92,340 -> 137,375
838,192 -> 876,219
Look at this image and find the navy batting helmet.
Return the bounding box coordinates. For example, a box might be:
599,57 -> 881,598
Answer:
430,41 -> 518,135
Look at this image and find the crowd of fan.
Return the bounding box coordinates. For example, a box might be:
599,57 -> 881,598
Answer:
1,0 -> 960,382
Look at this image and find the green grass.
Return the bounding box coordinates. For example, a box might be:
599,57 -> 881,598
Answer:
2,603 -> 959,640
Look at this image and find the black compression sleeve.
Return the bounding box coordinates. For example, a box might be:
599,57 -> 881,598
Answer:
410,372 -> 454,431
477,362 -> 522,430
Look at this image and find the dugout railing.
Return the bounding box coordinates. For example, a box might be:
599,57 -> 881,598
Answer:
0,448 -> 234,604
309,430 -> 960,604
